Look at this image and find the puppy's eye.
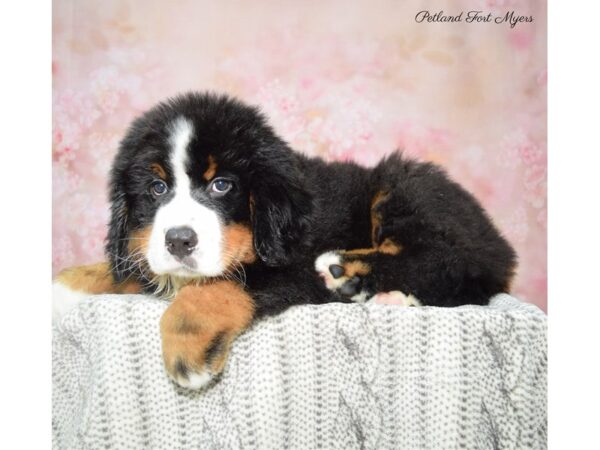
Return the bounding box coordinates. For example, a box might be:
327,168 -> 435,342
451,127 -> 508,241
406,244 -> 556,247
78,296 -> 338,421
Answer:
150,180 -> 168,196
210,178 -> 233,194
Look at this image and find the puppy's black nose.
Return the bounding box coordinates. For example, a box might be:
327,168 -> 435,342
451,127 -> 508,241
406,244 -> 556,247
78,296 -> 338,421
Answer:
165,226 -> 198,259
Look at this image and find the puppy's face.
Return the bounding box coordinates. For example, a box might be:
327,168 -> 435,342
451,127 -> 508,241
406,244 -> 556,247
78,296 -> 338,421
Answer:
142,117 -> 254,279
106,93 -> 311,295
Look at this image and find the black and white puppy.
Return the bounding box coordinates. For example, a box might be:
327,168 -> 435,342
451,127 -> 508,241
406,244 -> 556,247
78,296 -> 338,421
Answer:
54,92 -> 516,389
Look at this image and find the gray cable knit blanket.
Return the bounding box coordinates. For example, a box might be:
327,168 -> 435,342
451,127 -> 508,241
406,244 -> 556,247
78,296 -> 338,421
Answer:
52,293 -> 547,449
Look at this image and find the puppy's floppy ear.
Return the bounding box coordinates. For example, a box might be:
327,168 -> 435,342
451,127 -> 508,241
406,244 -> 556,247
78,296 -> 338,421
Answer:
105,181 -> 130,283
251,143 -> 313,266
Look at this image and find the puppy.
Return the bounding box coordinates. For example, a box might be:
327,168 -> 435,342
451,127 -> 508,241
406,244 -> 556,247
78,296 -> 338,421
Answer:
54,92 -> 516,389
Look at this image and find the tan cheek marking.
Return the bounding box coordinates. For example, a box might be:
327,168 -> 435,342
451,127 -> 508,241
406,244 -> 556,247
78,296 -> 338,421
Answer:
127,226 -> 153,256
203,155 -> 218,181
344,261 -> 371,277
222,223 -> 256,265
55,262 -> 141,294
378,238 -> 403,255
150,163 -> 167,180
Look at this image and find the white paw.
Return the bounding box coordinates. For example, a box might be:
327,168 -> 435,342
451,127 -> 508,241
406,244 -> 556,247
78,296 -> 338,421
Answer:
314,250 -> 345,291
52,281 -> 89,325
315,250 -> 373,302
169,365 -> 215,390
372,290 -> 422,306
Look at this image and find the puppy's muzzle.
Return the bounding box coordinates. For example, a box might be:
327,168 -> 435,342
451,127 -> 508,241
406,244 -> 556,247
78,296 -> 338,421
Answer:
165,226 -> 198,259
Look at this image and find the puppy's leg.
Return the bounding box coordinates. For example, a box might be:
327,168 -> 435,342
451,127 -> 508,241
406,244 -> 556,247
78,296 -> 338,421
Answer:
53,262 -> 141,323
315,183 -> 514,306
315,186 -> 445,305
160,281 -> 254,390
315,244 -> 421,304
315,188 -> 419,303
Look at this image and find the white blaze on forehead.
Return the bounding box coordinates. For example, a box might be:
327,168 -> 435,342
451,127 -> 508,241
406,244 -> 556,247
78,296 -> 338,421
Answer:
169,118 -> 194,196
146,117 -> 224,278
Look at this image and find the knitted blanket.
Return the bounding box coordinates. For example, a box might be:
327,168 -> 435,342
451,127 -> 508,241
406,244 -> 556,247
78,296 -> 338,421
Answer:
52,294 -> 547,450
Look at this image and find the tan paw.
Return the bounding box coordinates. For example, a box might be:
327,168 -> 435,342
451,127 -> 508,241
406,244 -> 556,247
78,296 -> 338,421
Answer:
160,282 -> 254,389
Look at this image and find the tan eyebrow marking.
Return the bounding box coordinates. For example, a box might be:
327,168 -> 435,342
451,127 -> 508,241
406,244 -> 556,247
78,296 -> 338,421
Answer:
203,155 -> 218,181
150,163 -> 167,179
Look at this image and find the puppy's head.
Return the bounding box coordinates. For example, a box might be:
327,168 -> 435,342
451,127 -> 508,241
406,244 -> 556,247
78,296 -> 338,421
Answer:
105,92 -> 312,295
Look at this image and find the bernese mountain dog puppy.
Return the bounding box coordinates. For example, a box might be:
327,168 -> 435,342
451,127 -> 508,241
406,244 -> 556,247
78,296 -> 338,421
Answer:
54,92 -> 516,389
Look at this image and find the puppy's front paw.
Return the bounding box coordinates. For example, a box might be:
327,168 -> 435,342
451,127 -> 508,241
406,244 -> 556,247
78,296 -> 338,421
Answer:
52,281 -> 89,325
315,251 -> 375,302
160,303 -> 235,390
53,262 -> 141,325
160,282 -> 254,390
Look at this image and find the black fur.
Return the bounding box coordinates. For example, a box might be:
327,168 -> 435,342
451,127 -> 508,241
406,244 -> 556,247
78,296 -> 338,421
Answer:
105,92 -> 516,316
249,140 -> 313,265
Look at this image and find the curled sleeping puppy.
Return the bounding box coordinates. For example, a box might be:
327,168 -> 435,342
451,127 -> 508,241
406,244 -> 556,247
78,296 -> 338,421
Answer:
53,92 -> 516,389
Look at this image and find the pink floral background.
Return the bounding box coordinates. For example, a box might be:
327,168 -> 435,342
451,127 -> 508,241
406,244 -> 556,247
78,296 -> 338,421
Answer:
52,0 -> 547,311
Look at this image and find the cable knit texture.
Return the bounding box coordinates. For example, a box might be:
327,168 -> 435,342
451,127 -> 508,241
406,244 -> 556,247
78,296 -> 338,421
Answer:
52,294 -> 547,449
